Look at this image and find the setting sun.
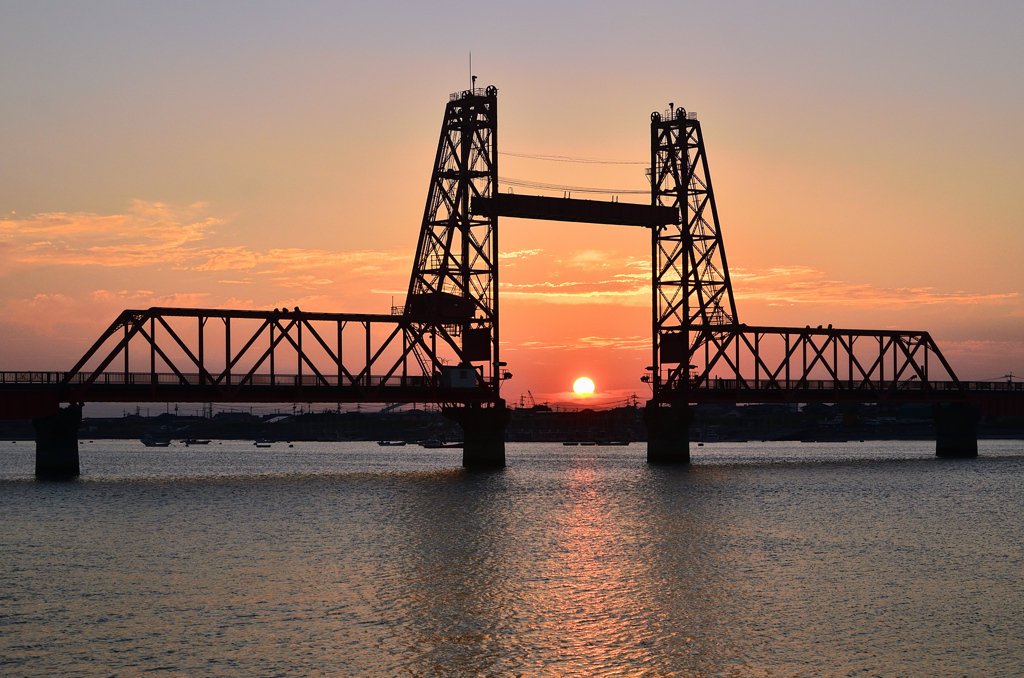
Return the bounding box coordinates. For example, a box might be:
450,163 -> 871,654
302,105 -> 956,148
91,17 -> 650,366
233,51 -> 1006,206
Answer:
572,377 -> 595,396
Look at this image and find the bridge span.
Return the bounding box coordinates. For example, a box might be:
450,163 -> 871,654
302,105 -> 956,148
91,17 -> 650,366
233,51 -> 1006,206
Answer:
3,86 -> 1021,477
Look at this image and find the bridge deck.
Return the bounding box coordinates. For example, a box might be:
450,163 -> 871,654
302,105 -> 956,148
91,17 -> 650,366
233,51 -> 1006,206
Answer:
472,194 -> 678,227
3,371 -> 1021,418
0,371 -> 493,419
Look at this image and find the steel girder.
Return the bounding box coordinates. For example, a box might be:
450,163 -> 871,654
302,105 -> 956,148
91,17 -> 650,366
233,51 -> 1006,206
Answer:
657,324 -> 963,405
43,307 -> 492,406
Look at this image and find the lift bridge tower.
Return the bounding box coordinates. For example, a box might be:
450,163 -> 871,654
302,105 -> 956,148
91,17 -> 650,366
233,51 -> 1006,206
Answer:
405,85 -> 510,465
643,105 -> 972,462
644,105 -> 738,461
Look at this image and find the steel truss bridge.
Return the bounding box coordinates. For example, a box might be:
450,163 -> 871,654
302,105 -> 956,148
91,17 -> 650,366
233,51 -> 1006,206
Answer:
2,86 -> 1021,468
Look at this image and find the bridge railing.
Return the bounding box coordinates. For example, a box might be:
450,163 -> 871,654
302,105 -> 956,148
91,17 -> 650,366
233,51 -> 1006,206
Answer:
680,378 -> 1024,393
1,371 -> 442,389
0,372 -> 67,385
5,371 -> 1019,395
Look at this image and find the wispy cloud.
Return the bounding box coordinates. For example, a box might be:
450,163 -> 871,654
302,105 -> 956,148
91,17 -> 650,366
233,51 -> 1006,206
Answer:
269,275 -> 334,289
502,250 -> 649,304
194,247 -> 398,274
561,249 -> 629,269
503,280 -> 648,305
938,339 -> 1024,358
731,266 -> 1018,307
0,201 -> 220,271
0,202 -> 405,280
511,335 -> 647,351
5,289 -> 212,336
501,248 -> 542,261
500,255 -> 1018,309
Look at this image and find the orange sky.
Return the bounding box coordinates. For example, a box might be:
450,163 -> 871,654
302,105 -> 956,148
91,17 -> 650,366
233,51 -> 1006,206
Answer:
1,3 -> 1021,410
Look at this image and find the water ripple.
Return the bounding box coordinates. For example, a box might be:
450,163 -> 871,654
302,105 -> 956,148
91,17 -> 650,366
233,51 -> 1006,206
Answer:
1,440 -> 1022,675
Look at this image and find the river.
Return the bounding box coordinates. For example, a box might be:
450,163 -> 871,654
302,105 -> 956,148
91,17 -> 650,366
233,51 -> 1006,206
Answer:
2,440 -> 1022,676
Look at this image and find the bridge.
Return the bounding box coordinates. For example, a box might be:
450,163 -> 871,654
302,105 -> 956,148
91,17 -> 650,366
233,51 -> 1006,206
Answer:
3,86 -> 1022,476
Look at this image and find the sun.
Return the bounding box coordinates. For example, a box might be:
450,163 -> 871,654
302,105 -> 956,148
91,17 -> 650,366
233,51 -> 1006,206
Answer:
573,377 -> 595,396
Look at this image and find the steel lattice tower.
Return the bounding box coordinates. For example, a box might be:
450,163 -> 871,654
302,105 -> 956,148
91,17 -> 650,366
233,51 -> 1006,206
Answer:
650,106 -> 738,396
406,85 -> 500,397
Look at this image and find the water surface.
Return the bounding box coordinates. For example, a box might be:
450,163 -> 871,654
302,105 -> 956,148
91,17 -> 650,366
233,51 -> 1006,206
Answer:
2,440 -> 1022,676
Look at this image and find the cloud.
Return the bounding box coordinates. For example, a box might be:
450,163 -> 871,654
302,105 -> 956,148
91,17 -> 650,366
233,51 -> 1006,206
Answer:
501,250 -> 649,304
4,293 -> 92,335
938,339 -> 1024,359
189,246 -> 260,272
503,280 -> 648,305
270,275 -> 335,289
731,266 -> 1018,307
561,249 -> 617,269
5,289 -> 211,337
194,247 -> 399,274
512,335 -> 647,351
501,248 -> 542,262
0,200 -> 221,271
0,202 -> 407,281
500,254 -> 1018,310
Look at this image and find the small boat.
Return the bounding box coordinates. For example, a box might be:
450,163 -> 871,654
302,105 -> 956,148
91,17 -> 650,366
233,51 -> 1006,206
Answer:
562,442 -> 579,446
377,441 -> 408,447
183,439 -> 211,446
253,440 -> 272,448
578,441 -> 597,446
420,440 -> 463,449
141,434 -> 171,447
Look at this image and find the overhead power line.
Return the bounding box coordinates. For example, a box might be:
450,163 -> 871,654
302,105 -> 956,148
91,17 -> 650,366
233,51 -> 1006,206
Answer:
500,151 -> 648,165
498,176 -> 649,195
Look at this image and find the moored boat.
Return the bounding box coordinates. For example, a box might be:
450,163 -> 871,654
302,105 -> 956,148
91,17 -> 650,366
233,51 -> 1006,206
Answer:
419,439 -> 463,449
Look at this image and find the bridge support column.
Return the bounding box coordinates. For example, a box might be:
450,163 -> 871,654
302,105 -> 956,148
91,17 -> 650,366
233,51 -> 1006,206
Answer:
33,405 -> 82,479
644,401 -> 691,464
442,400 -> 510,469
933,402 -> 978,459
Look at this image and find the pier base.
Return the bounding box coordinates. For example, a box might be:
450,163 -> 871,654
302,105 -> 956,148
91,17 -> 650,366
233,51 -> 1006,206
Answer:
933,402 -> 978,459
442,400 -> 510,469
644,401 -> 691,464
33,405 -> 82,479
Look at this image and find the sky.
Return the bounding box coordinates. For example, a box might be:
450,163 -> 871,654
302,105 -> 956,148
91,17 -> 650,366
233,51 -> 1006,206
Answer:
1,1 -> 1022,410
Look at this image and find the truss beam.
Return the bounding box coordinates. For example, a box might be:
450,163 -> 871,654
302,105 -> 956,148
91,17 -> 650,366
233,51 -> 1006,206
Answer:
40,307 -> 493,406
472,193 -> 678,228
652,324 -> 963,405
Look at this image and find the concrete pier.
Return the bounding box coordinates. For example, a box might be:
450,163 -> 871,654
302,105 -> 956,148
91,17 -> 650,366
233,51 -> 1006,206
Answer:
644,401 -> 691,464
33,405 -> 82,479
442,400 -> 510,469
933,402 -> 979,459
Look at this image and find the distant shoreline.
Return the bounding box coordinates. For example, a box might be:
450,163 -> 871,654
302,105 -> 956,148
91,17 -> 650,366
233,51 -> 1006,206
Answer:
2,404 -> 1022,443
